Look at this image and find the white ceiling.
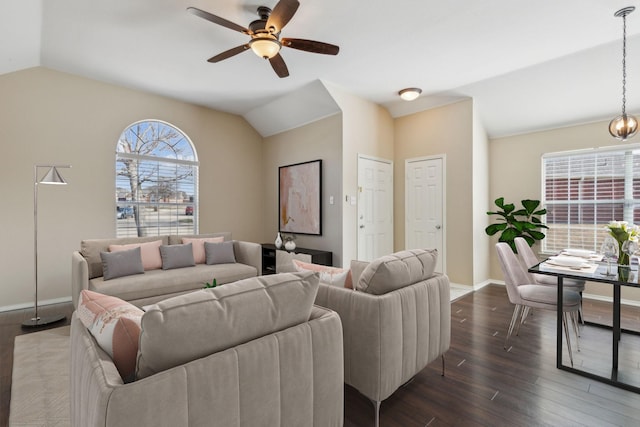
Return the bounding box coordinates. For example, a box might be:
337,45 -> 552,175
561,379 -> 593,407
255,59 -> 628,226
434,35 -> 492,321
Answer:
5,0 -> 640,137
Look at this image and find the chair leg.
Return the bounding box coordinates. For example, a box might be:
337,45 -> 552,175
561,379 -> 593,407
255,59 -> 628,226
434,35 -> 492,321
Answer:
570,311 -> 581,351
520,306 -> 531,325
441,354 -> 445,376
562,312 -> 574,367
504,305 -> 522,349
372,399 -> 381,427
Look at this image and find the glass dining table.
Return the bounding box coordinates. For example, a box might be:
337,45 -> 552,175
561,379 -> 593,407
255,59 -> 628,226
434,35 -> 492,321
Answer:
529,259 -> 640,393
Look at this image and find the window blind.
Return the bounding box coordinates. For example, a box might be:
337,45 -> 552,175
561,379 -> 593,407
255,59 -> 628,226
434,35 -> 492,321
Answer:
542,146 -> 640,253
115,120 -> 198,238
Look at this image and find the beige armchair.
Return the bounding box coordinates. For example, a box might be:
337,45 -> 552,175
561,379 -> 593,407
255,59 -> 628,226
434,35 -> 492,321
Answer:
314,249 -> 451,427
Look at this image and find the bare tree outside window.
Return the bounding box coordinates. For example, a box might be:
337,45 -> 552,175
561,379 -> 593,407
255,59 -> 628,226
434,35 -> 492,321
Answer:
116,120 -> 198,237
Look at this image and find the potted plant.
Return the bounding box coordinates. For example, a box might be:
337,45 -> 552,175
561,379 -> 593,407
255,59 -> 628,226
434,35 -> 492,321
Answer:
485,197 -> 547,252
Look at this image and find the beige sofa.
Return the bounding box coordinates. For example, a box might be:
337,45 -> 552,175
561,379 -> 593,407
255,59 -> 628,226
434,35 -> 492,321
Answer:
70,271 -> 344,427
71,232 -> 261,308
314,249 -> 451,427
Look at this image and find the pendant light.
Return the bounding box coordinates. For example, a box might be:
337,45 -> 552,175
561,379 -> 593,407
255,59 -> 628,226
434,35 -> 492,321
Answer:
609,6 -> 638,141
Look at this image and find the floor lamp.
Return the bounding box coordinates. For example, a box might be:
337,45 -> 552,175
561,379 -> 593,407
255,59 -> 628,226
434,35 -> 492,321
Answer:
22,164 -> 71,328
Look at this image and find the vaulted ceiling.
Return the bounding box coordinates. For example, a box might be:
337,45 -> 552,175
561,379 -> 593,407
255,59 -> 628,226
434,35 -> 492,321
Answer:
4,0 -> 640,137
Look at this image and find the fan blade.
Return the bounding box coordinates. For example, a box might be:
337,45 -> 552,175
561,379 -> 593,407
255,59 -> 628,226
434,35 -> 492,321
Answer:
187,7 -> 249,34
207,44 -> 250,63
281,38 -> 339,55
269,54 -> 289,78
266,0 -> 299,34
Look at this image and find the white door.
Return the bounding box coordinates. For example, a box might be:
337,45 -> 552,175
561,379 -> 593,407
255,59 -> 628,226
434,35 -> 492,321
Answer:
358,156 -> 393,261
406,156 -> 445,273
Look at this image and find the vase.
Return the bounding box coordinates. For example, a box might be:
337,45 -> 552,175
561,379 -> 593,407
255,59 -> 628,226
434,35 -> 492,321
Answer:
275,232 -> 283,249
284,240 -> 296,251
618,265 -> 630,282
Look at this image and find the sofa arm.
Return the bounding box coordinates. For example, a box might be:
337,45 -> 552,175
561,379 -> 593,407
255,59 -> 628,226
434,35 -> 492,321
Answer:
315,274 -> 451,402
71,251 -> 89,309
233,240 -> 261,274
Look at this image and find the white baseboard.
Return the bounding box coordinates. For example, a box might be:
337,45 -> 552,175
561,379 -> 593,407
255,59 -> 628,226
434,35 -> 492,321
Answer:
0,296 -> 72,313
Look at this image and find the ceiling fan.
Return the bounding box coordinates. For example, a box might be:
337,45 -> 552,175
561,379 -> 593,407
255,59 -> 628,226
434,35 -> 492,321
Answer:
187,0 -> 339,78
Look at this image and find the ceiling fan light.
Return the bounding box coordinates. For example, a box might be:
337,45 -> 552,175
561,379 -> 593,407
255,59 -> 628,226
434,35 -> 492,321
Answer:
399,88 -> 422,101
609,114 -> 638,140
250,37 -> 281,59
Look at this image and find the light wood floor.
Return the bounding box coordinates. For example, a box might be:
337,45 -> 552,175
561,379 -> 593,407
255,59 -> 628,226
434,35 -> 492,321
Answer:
3,286 -> 640,427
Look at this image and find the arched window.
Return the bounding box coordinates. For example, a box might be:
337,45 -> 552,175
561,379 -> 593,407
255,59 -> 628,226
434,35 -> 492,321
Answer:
115,120 -> 198,237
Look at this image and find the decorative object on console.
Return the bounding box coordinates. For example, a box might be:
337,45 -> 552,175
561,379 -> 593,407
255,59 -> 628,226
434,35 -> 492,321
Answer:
279,159 -> 322,235
23,164 -> 71,328
283,233 -> 296,251
609,6 -> 638,141
275,232 -> 283,249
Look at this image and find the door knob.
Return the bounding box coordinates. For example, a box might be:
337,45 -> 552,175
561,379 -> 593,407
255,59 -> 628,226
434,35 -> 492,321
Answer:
359,225 -> 365,229
435,225 -> 441,230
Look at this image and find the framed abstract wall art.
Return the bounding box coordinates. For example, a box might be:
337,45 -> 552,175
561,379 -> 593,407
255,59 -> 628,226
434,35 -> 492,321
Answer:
279,159 -> 322,235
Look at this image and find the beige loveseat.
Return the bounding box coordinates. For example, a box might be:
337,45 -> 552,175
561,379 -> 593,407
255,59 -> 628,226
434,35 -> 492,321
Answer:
70,272 -> 344,427
314,249 -> 451,427
71,232 -> 261,308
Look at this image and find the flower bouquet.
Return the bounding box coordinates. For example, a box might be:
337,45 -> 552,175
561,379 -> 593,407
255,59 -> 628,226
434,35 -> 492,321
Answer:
604,221 -> 640,265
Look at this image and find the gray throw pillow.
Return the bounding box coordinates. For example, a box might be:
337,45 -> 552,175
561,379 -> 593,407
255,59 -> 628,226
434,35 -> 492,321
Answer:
205,241 -> 236,265
100,247 -> 145,280
160,243 -> 196,270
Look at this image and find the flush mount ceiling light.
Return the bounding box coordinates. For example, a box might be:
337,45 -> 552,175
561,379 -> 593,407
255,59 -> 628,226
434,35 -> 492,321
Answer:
399,88 -> 422,101
610,6 -> 638,141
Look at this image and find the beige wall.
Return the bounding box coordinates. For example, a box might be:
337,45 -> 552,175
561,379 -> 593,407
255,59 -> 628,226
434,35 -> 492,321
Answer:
489,119 -> 640,301
262,113 -> 344,265
0,67 -> 264,310
472,104 -> 490,284
323,83 -> 395,265
394,100 -> 475,286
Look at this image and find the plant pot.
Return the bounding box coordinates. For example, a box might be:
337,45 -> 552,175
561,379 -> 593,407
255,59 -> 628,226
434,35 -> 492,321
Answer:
284,240 -> 296,251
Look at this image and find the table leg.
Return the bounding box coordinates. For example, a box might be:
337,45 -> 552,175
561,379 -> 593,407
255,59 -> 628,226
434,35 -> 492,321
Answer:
613,284 -> 621,371
557,276 -> 564,368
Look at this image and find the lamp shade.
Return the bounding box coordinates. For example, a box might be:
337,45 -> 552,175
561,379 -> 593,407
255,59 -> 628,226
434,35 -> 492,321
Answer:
250,37 -> 281,59
40,166 -> 67,185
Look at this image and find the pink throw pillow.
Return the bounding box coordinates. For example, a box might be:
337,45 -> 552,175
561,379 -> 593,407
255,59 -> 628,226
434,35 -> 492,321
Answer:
292,259 -> 353,289
109,240 -> 163,271
77,290 -> 143,382
181,236 -> 224,264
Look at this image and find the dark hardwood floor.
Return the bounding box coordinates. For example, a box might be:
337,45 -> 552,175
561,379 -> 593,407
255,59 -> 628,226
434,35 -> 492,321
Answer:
2,286 -> 640,427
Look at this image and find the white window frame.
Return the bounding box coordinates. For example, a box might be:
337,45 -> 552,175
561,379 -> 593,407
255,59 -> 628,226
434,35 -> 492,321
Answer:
115,120 -> 199,238
541,143 -> 640,253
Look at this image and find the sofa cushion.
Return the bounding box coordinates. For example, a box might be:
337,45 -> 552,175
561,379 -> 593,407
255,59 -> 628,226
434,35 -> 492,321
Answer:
77,290 -> 143,382
135,271 -> 320,379
81,236 -> 169,279
109,240 -> 163,271
88,263 -> 258,302
160,243 -> 195,270
100,247 -> 145,280
168,232 -> 231,246
205,241 -> 236,264
181,236 -> 224,264
356,249 -> 438,295
292,259 -> 352,288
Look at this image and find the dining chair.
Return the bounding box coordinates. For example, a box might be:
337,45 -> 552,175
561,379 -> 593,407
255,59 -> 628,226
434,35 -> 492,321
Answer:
514,237 -> 586,324
496,242 -> 581,366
